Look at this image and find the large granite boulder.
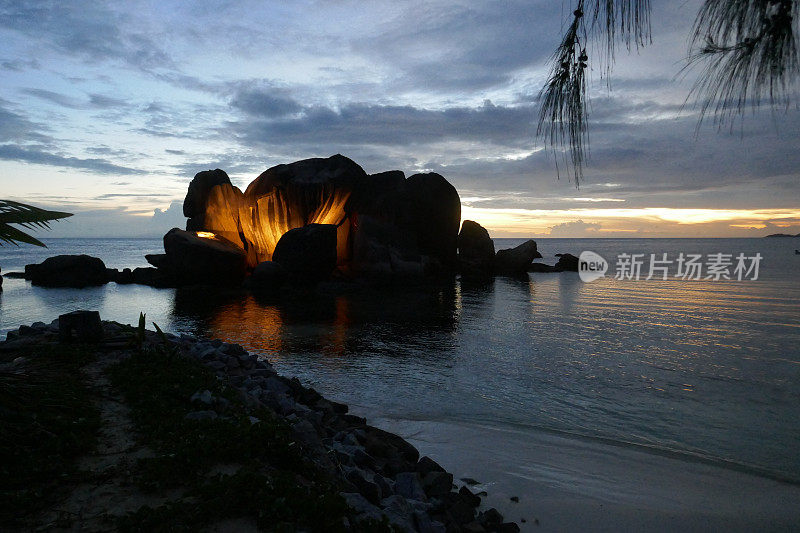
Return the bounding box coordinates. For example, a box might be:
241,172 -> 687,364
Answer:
272,223 -> 337,282
184,169 -> 233,230
351,215 -> 427,278
347,170 -> 406,218
162,228 -> 247,286
458,220 -> 494,277
239,154 -> 367,266
494,240 -> 542,274
178,155 -> 463,279
396,173 -> 460,271
25,255 -> 108,287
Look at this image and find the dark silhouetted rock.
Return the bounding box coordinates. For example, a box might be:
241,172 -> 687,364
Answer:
162,228 -> 247,286
183,168 -> 232,225
417,456 -> 447,476
459,486 -> 482,508
494,240 -> 542,274
528,262 -> 560,273
422,471 -> 454,497
555,253 -> 579,271
245,261 -> 288,292
25,255 -> 108,287
398,173 -> 461,271
145,253 -> 169,270
272,223 -> 337,282
58,310 -> 103,342
347,170 -> 406,218
351,215 -> 425,277
458,220 -> 495,277
131,267 -> 173,287
106,268 -> 134,284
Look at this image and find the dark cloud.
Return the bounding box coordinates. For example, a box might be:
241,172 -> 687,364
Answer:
354,0 -> 562,92
1,58 -> 40,71
0,100 -> 51,143
0,144 -> 145,175
22,88 -> 84,108
231,87 -> 303,118
234,98 -> 534,147
0,1 -> 173,71
88,93 -> 128,109
22,88 -> 129,110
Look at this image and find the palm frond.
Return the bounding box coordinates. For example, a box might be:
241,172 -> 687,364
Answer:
685,0 -> 799,128
0,200 -> 72,247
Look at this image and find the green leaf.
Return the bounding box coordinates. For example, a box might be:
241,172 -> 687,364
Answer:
0,200 -> 72,247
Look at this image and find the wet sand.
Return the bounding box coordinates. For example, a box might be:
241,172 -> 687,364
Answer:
369,417 -> 800,532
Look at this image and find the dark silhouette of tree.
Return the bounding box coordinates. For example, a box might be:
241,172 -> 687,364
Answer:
538,0 -> 798,185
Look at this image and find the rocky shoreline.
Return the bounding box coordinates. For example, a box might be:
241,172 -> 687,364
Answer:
2,313 -> 519,532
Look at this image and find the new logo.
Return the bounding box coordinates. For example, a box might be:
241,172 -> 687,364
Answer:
578,251 -> 608,282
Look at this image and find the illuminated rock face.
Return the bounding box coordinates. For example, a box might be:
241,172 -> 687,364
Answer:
182,154 -> 461,278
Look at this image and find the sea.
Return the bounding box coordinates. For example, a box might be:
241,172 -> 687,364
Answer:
2,237 -> 799,496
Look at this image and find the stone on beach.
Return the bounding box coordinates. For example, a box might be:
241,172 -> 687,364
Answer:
58,310 -> 103,343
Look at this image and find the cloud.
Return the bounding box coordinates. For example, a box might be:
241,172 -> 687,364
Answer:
22,88 -> 129,110
548,219 -> 602,237
0,144 -> 145,175
233,98 -> 535,148
0,99 -> 51,143
93,193 -> 174,200
0,0 -> 173,71
230,87 -> 303,118
1,58 -> 40,71
36,200 -> 187,239
352,0 -> 562,92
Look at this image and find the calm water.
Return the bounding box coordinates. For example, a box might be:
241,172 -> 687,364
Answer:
1,237 -> 799,483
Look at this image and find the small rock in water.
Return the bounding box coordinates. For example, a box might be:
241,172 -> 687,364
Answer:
510,495 -> 519,502
460,477 -> 480,486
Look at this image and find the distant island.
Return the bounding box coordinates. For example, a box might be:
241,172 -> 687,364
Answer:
764,233 -> 800,238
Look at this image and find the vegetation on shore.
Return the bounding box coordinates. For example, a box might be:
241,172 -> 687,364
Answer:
0,338 -> 393,532
0,344 -> 100,526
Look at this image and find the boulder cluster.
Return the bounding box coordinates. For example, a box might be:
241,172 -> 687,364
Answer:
8,155 -> 580,290
2,316 -> 519,532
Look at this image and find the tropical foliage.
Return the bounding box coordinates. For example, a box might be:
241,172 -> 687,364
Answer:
538,0 -> 799,185
0,200 -> 72,247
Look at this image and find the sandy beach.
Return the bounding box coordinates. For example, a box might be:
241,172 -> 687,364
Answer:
372,417 -> 800,532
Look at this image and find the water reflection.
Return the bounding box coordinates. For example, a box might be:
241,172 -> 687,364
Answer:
168,280 -> 473,363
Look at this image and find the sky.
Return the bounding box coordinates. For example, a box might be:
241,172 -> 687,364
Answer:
0,0 -> 798,238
